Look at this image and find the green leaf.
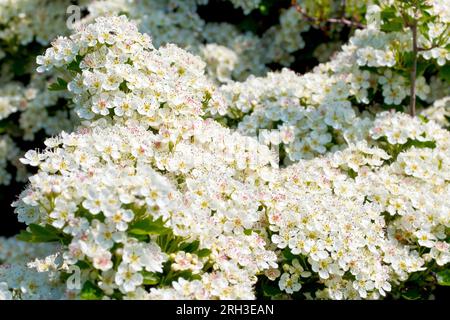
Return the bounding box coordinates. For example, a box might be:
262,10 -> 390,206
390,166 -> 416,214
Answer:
347,168 -> 358,179
48,77 -> 68,91
119,81 -> 130,93
416,61 -> 430,77
80,281 -> 103,300
128,216 -> 171,236
381,21 -> 404,32
197,249 -> 212,258
381,7 -> 396,20
0,119 -> 8,134
160,269 -> 201,285
16,230 -> 34,242
418,114 -> 429,123
179,240 -> 200,253
439,64 -> 450,83
142,271 -> 160,285
75,260 -> 91,269
262,282 -> 282,297
401,288 -> 422,300
419,24 -> 431,42
436,270 -> 450,286
176,270 -> 201,281
244,229 -> 253,236
67,55 -> 82,73
128,233 -> 148,242
404,139 -> 436,150
17,224 -> 63,243
282,248 -> 296,261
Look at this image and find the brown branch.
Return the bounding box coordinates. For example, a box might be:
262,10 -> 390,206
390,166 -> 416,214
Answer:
291,0 -> 364,29
417,44 -> 440,51
418,25 -> 450,51
340,0 -> 347,17
409,22 -> 418,117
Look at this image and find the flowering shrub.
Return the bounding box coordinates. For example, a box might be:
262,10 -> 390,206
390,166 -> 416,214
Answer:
263,111 -> 449,299
81,0 -> 312,81
217,0 -> 450,164
0,0 -> 83,186
0,0 -> 74,47
4,16 -> 278,299
11,121 -> 277,299
0,1 -> 449,300
0,0 -> 324,186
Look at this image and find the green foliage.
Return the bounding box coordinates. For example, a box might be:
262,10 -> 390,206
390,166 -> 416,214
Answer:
261,281 -> 283,298
178,240 -> 200,253
401,287 -> 422,300
440,64 -> 450,83
375,136 -> 436,161
80,281 -> 104,300
67,55 -> 83,73
128,216 -> 171,236
129,216 -> 212,262
142,271 -> 160,285
436,269 -> 450,286
197,248 -> 212,258
48,77 -> 68,91
17,223 -> 70,244
380,7 -> 404,32
298,0 -> 367,24
0,119 -> 8,134
159,269 -> 201,286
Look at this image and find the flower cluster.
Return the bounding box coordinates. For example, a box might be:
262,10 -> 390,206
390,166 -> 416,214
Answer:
0,75 -> 76,140
297,0 -> 450,112
0,0 -> 286,189
82,0 -> 313,82
37,15 -> 225,124
0,72 -> 76,183
421,96 -> 450,129
0,135 -> 23,185
219,68 -> 370,162
13,121 -> 277,299
1,5 -> 449,301
263,111 -> 449,299
215,2 -> 449,164
200,22 -> 268,81
0,0 -> 73,48
0,237 -> 60,266
0,237 -> 65,299
226,0 -> 261,14
200,44 -> 239,83
12,17 -> 280,299
0,0 -> 86,185
0,82 -> 23,121
0,0 -> 365,187
261,7 -> 310,66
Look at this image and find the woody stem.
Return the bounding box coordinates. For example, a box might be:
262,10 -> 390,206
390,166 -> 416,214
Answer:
409,22 -> 418,117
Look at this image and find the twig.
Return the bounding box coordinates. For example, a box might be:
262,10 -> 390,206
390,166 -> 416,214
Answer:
417,44 -> 439,51
399,2 -> 418,117
410,21 -> 418,117
291,0 -> 364,29
418,25 -> 450,51
339,0 -> 346,19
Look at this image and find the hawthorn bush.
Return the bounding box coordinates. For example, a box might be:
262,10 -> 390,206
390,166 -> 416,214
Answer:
0,0 -> 449,300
